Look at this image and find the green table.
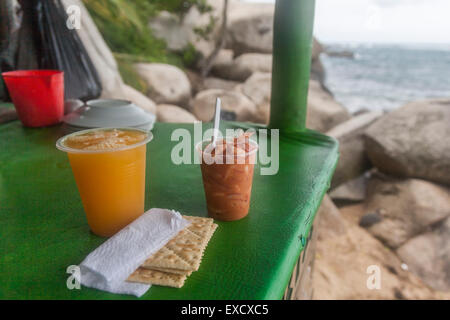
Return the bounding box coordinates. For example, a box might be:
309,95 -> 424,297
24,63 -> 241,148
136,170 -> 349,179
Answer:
0,116 -> 338,299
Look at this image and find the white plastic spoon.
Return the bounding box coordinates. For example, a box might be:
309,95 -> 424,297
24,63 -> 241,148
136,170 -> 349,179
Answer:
211,97 -> 222,148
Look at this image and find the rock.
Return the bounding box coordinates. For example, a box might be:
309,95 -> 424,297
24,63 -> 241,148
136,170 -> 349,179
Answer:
134,63 -> 191,107
313,196 -> 447,300
227,3 -> 324,57
316,195 -> 347,239
191,89 -> 257,122
307,80 -> 351,132
363,174 -> 450,249
61,0 -> 124,96
203,77 -> 239,91
310,57 -> 325,83
359,212 -> 383,228
326,50 -> 354,59
101,84 -> 156,114
340,203 -> 368,225
237,76 -> 351,127
235,53 -> 272,76
237,76 -> 351,128
212,53 -> 272,81
226,3 -> 275,55
215,49 -> 234,62
183,0 -> 227,58
329,173 -> 369,204
185,69 -> 239,94
184,69 -> 204,94
311,38 -> 323,61
241,72 -> 272,124
364,99 -> 450,185
353,108 -> 371,116
148,1 -> 226,58
327,111 -> 383,188
148,11 -> 186,51
397,217 -> 450,291
227,0 -> 324,80
208,49 -> 234,70
156,104 -> 197,123
310,38 -> 325,83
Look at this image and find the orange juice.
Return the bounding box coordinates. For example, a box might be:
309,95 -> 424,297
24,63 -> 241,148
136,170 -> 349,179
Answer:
56,128 -> 152,237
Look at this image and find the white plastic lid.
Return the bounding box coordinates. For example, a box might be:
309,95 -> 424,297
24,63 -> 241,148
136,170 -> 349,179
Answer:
63,99 -> 155,130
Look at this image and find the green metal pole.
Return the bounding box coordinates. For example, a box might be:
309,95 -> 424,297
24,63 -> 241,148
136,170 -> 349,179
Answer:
269,0 -> 316,131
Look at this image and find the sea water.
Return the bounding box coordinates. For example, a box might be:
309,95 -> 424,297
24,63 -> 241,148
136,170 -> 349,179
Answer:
321,43 -> 450,113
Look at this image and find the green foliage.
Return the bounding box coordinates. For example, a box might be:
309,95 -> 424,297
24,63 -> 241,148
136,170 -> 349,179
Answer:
83,0 -> 168,59
114,52 -> 184,69
82,0 -> 214,93
115,55 -> 148,94
153,0 -> 213,15
179,43 -> 201,68
193,15 -> 217,41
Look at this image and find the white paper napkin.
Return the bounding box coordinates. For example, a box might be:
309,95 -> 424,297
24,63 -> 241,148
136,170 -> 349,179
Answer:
75,208 -> 191,297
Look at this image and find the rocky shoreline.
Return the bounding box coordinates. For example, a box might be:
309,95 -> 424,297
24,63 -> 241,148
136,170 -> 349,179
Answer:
70,0 -> 450,299
320,99 -> 450,299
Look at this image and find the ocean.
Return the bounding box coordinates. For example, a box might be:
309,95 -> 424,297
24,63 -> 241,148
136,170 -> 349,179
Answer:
320,44 -> 450,113
242,1 -> 450,113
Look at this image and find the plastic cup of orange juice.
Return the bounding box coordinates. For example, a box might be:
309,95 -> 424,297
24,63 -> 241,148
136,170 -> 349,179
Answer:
56,127 -> 153,237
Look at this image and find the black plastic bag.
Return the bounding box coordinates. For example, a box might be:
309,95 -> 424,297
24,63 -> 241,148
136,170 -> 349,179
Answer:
16,0 -> 102,101
0,0 -> 19,102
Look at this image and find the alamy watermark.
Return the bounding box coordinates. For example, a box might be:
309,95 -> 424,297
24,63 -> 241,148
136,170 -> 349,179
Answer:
170,123 -> 279,176
364,4 -> 382,31
66,265 -> 81,290
66,5 -> 81,30
366,265 -> 381,290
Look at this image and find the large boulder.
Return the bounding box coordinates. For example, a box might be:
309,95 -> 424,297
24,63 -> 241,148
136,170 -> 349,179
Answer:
362,174 -> 450,249
156,104 -> 197,123
184,69 -> 205,94
148,11 -> 187,51
311,38 -> 324,61
307,80 -> 351,132
134,63 -> 191,107
148,0 -> 226,58
364,99 -> 450,185
240,72 -> 272,124
185,67 -> 239,93
310,56 -> 325,84
397,217 -> 450,292
191,89 -> 257,122
212,53 -> 272,81
207,48 -> 234,76
238,76 -> 351,128
327,111 -> 383,188
202,77 -> 239,91
329,174 -> 369,204
316,195 -> 347,239
313,195 -> 447,300
101,84 -> 156,114
310,38 -> 325,83
226,3 -> 274,55
227,1 -> 323,59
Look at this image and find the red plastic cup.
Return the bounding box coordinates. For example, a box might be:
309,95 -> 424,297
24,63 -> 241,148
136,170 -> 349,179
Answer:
2,70 -> 64,127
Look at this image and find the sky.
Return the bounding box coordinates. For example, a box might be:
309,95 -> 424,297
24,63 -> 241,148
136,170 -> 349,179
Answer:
244,0 -> 450,44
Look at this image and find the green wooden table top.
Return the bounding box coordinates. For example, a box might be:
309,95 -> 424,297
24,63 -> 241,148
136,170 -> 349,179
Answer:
0,117 -> 338,299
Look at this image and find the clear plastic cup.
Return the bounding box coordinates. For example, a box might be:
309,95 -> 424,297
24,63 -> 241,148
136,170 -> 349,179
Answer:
196,138 -> 258,221
56,127 -> 153,237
